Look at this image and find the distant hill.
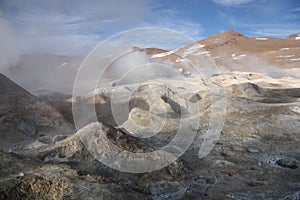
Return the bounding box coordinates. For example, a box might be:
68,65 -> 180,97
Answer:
148,30 -> 300,77
0,73 -> 73,150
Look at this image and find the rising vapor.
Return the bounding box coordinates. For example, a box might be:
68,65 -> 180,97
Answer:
0,13 -> 19,73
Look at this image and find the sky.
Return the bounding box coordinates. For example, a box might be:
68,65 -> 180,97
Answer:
0,0 -> 300,55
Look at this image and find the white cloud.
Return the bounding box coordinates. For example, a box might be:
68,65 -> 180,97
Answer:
291,7 -> 300,12
226,15 -> 300,38
248,27 -> 300,37
233,21 -> 300,37
144,7 -> 204,42
19,34 -> 102,55
129,20 -> 203,50
0,0 -> 150,55
0,0 -> 205,55
213,0 -> 254,6
146,20 -> 204,40
112,27 -> 196,50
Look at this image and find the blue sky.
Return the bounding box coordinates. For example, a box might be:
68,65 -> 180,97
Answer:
0,0 -> 300,55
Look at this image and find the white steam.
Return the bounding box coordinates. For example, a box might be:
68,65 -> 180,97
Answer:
215,51 -> 291,78
105,48 -> 180,87
108,49 -> 151,78
0,14 -> 19,73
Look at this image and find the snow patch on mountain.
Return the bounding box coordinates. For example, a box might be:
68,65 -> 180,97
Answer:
276,55 -> 295,58
183,44 -> 205,58
193,51 -> 210,56
256,38 -> 268,40
232,54 -> 247,60
176,58 -> 188,63
59,62 -> 68,69
280,48 -> 290,51
290,58 -> 300,61
151,51 -> 175,58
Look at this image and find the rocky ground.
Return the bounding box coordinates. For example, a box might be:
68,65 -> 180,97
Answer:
0,31 -> 299,199
0,74 -> 73,151
0,72 -> 299,199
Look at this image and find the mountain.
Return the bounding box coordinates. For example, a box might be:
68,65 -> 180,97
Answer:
0,73 -> 73,150
200,30 -> 300,69
149,30 -> 300,77
3,31 -> 300,94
